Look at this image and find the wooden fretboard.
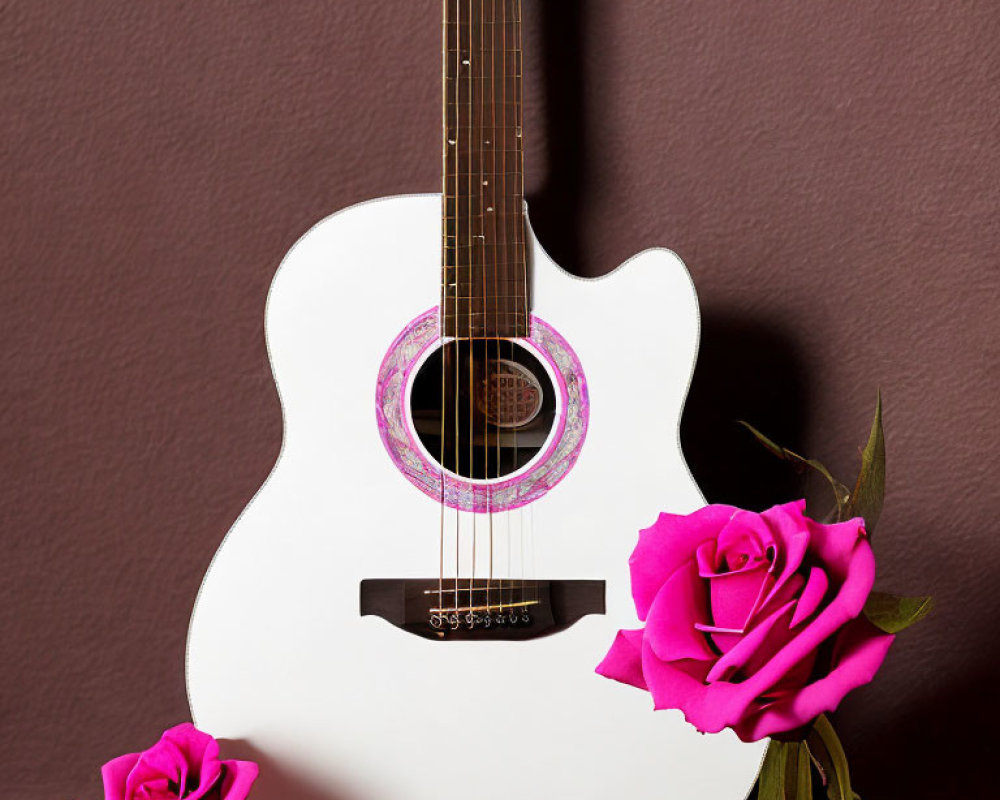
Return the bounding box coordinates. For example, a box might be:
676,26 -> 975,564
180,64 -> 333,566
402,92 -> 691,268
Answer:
442,0 -> 528,339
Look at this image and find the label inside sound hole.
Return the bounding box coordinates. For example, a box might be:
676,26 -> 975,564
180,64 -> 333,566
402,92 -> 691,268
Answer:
479,359 -> 543,429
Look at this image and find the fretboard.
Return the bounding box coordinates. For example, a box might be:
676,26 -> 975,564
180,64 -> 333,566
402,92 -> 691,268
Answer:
442,0 -> 528,339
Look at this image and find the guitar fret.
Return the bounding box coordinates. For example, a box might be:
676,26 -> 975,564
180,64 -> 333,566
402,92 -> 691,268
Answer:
445,77 -> 522,84
442,0 -> 528,327
442,270 -> 526,273
443,291 -> 526,296
440,212 -> 525,218
444,148 -> 524,153
442,265 -> 526,270
444,23 -> 521,29
441,312 -> 530,316
442,270 -> 526,275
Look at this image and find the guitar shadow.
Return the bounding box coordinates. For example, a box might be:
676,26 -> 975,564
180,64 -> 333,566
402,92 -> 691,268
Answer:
218,740 -> 359,800
524,0 -> 591,274
526,3 -> 810,504
681,308 -> 810,510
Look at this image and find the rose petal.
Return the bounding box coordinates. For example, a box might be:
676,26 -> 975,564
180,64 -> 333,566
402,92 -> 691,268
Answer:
719,540 -> 876,710
707,564 -> 772,632
695,540 -> 717,575
699,629 -> 742,654
733,617 -> 895,741
630,505 -> 737,620
645,560 -> 716,661
122,724 -> 225,800
173,725 -> 223,799
805,515 -> 868,582
125,739 -> 186,799
641,639 -> 750,733
661,539 -> 876,734
595,628 -> 647,690
601,501 -> 889,744
218,760 -> 260,800
761,648 -> 818,701
759,500 -> 808,556
753,571 -> 806,626
791,566 -> 829,627
755,502 -> 812,615
716,510 -> 775,570
705,599 -> 796,683
102,753 -> 140,800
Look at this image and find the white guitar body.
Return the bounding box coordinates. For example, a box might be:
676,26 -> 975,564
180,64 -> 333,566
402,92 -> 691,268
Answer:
186,194 -> 765,800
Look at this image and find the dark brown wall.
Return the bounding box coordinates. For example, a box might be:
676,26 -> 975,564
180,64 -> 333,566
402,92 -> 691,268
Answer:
2,2 -> 997,798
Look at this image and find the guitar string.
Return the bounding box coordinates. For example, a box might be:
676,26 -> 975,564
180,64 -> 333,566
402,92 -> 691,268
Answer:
507,0 -> 521,617
486,0 -> 497,618
512,0 -> 521,614
498,0 -> 509,617
453,0 -> 462,623
477,0 -> 489,621
438,0 -> 449,626
503,0 -> 520,613
511,0 -> 521,614
499,0 -> 508,615
515,0 -> 532,612
509,0 -> 519,614
467,0 -> 477,625
438,0 -> 536,623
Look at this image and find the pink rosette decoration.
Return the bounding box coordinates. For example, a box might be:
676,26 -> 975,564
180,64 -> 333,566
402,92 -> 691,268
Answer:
101,723 -> 257,800
597,499 -> 895,742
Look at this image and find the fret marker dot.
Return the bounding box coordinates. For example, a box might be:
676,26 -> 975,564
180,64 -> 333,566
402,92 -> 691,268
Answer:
483,180 -> 488,186
447,138 -> 456,145
487,206 -> 494,212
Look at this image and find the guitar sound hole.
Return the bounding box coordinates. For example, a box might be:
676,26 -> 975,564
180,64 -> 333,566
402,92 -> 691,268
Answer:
409,339 -> 557,480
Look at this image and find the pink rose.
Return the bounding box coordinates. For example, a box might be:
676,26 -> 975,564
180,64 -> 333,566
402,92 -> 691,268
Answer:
597,500 -> 894,741
101,723 -> 257,800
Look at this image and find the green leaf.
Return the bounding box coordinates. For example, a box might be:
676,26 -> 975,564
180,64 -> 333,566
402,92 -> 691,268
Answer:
806,715 -> 859,800
739,422 -> 788,461
739,421 -> 851,519
863,591 -> 934,633
757,740 -> 814,800
757,741 -> 788,800
791,741 -> 813,800
845,391 -> 885,534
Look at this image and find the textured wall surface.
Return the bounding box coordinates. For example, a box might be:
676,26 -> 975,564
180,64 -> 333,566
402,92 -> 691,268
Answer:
2,2 -> 997,798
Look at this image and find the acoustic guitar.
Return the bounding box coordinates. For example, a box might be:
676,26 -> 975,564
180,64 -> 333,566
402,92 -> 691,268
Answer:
186,2 -> 765,797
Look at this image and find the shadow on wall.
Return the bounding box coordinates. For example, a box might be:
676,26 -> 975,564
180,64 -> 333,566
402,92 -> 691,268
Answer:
525,1 -> 813,504
526,0 -> 589,274
847,645 -> 1000,798
219,740 -> 358,800
681,308 -> 810,510
523,4 -> 991,800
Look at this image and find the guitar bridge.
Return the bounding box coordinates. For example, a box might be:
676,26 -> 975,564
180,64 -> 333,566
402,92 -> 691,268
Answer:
359,579 -> 605,641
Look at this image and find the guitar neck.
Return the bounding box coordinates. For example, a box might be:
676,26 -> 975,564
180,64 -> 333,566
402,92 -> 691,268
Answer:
441,0 -> 529,339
